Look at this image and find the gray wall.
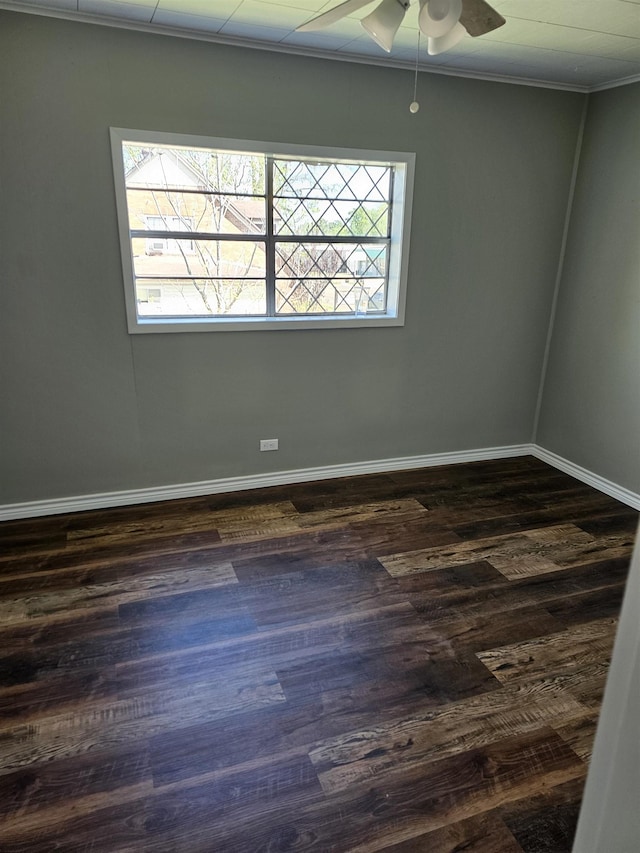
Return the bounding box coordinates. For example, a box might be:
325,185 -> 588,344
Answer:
0,11 -> 584,504
536,84 -> 640,494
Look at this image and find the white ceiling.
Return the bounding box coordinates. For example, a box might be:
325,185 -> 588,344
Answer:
3,0 -> 640,91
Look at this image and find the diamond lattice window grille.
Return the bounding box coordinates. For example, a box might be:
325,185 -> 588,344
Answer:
273,159 -> 391,241
273,160 -> 391,202
274,239 -> 388,316
275,277 -> 386,315
275,242 -> 387,282
273,198 -> 389,238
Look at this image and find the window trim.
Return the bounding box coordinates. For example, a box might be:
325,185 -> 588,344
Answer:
110,127 -> 415,333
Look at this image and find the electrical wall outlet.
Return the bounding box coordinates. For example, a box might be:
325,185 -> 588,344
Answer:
259,438 -> 279,451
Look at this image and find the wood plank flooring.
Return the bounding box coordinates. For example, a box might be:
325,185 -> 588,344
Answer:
0,456 -> 637,852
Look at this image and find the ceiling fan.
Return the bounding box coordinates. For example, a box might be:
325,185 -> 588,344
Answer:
297,0 -> 505,56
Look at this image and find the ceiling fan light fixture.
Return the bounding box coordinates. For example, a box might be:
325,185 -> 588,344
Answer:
427,20 -> 465,54
361,0 -> 409,53
419,0 -> 462,37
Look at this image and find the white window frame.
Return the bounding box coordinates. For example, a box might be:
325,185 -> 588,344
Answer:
110,127 -> 415,333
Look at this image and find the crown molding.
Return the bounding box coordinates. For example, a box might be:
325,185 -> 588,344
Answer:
589,73 -> 640,93
0,1 -> 607,94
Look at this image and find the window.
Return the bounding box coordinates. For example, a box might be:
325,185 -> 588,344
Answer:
110,128 -> 414,332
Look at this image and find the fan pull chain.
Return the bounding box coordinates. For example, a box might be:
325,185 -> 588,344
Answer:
410,29 -> 421,113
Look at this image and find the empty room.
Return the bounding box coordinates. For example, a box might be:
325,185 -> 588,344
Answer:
0,1 -> 639,850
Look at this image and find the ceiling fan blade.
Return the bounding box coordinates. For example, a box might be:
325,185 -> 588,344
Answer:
459,0 -> 505,37
296,0 -> 375,32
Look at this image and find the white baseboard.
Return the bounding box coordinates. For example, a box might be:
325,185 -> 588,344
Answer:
1,442 -> 638,521
531,445 -> 640,511
0,444 -> 530,521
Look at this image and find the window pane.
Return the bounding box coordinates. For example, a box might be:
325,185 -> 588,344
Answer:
123,143 -> 265,194
274,197 -> 389,237
126,190 -> 266,236
135,279 -> 266,317
273,159 -> 391,202
132,238 -> 266,279
275,241 -> 387,315
275,278 -> 386,315
275,242 -> 387,279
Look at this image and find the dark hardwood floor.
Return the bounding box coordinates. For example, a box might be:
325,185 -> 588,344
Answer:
0,456 -> 637,852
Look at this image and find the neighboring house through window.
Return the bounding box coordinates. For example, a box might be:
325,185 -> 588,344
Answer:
145,216 -> 195,255
110,128 -> 415,332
